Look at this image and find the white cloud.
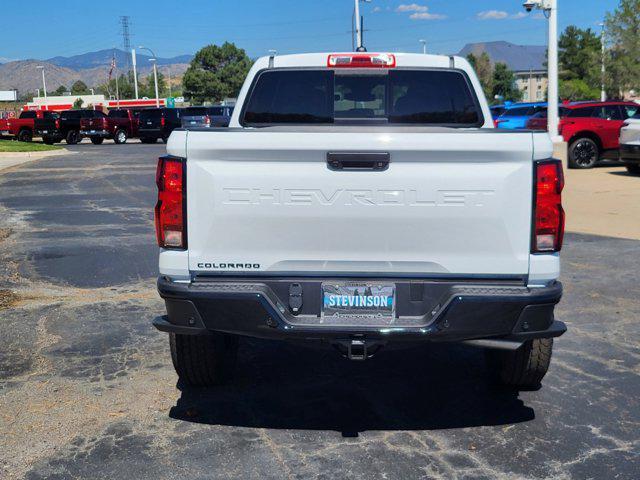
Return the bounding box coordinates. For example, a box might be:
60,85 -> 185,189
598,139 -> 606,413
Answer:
477,10 -> 509,20
477,10 -> 528,20
410,12 -> 447,20
396,3 -> 428,13
372,6 -> 382,12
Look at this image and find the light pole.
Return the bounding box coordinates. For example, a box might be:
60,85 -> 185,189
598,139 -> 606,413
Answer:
599,22 -> 606,102
139,46 -> 160,107
419,39 -> 427,54
36,66 -> 47,102
354,0 -> 371,51
523,0 -> 560,141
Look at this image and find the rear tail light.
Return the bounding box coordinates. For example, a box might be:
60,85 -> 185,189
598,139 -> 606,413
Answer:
204,115 -> 211,126
55,119 -> 60,129
161,117 -> 166,127
533,160 -> 565,253
327,53 -> 396,68
155,155 -> 186,249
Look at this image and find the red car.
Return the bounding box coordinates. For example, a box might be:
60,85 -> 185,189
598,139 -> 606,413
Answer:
526,101 -> 640,168
80,108 -> 141,145
0,110 -> 53,142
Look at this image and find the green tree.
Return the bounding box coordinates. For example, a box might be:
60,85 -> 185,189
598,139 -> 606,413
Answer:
183,42 -> 252,103
72,98 -> 84,109
467,52 -> 494,100
605,0 -> 640,97
96,73 -> 135,100
558,26 -> 601,87
54,85 -> 68,96
140,72 -> 167,99
559,79 -> 600,101
491,63 -> 522,102
71,80 -> 89,95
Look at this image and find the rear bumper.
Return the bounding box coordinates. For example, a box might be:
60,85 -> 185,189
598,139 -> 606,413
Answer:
139,128 -> 162,137
621,144 -> 640,164
80,129 -> 110,138
154,276 -> 565,344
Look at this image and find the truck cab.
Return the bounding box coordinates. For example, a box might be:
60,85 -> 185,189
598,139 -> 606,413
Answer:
153,52 -> 565,389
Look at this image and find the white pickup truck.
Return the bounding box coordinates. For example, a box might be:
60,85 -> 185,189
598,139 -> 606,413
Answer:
620,115 -> 640,175
153,52 -> 566,389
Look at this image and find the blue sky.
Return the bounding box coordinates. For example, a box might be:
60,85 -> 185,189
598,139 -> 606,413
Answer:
1,0 -> 619,61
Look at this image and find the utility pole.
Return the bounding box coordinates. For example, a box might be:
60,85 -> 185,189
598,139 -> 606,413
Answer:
419,39 -> 427,54
600,22 -> 606,102
120,16 -> 132,72
354,0 -> 362,50
547,0 -> 559,140
131,49 -> 139,99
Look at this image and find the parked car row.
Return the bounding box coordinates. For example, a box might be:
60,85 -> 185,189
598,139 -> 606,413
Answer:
524,101 -> 639,170
0,105 -> 234,145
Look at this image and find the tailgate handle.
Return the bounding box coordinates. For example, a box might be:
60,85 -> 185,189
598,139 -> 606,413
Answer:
327,152 -> 390,171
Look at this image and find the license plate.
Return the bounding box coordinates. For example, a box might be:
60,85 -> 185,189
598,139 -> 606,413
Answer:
190,121 -> 196,124
42,130 -> 48,134
89,130 -> 96,134
322,283 -> 395,320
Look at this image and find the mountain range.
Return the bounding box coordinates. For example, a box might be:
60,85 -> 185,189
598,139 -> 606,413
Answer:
458,41 -> 546,72
0,49 -> 193,95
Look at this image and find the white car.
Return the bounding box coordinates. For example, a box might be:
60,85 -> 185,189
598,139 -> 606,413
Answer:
620,116 -> 640,175
153,52 -> 566,389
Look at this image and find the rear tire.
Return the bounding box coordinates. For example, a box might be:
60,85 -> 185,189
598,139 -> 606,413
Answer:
486,338 -> 553,390
18,129 -> 32,142
169,333 -> 239,386
569,138 -> 599,169
66,130 -> 79,145
626,164 -> 640,175
114,129 -> 128,144
90,137 -> 104,145
42,136 -> 55,145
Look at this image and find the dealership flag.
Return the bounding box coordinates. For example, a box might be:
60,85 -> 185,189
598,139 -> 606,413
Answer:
108,54 -> 116,81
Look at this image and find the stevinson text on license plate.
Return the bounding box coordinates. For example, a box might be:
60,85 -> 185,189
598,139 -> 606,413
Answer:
322,283 -> 395,320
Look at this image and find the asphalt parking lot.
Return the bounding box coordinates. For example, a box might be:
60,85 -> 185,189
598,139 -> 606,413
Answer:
0,141 -> 639,479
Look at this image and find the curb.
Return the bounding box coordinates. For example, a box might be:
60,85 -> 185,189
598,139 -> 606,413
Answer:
0,149 -> 73,173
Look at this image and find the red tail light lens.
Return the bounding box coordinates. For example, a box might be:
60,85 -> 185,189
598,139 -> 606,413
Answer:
161,117 -> 166,127
204,115 -> 211,125
155,156 -> 186,249
533,160 -> 564,253
55,119 -> 60,129
327,53 -> 396,68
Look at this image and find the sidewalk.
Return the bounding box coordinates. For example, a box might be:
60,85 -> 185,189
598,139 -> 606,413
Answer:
0,149 -> 70,173
564,165 -> 640,240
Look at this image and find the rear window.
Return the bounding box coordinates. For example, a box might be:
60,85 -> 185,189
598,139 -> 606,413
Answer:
502,107 -> 534,117
242,69 -> 482,126
139,109 -> 162,120
20,111 -> 37,119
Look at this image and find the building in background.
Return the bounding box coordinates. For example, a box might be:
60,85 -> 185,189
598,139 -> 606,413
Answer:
24,95 -> 167,111
458,41 -> 548,102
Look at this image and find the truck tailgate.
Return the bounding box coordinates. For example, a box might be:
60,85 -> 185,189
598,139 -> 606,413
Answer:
185,129 -> 534,277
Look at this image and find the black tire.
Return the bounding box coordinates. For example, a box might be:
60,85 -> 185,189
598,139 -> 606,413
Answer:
66,130 -> 79,145
169,333 -> 239,386
42,136 -> 56,145
90,137 -> 104,145
486,338 -> 553,389
569,138 -> 599,169
626,164 -> 640,175
114,129 -> 128,144
140,137 -> 157,144
18,129 -> 33,143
